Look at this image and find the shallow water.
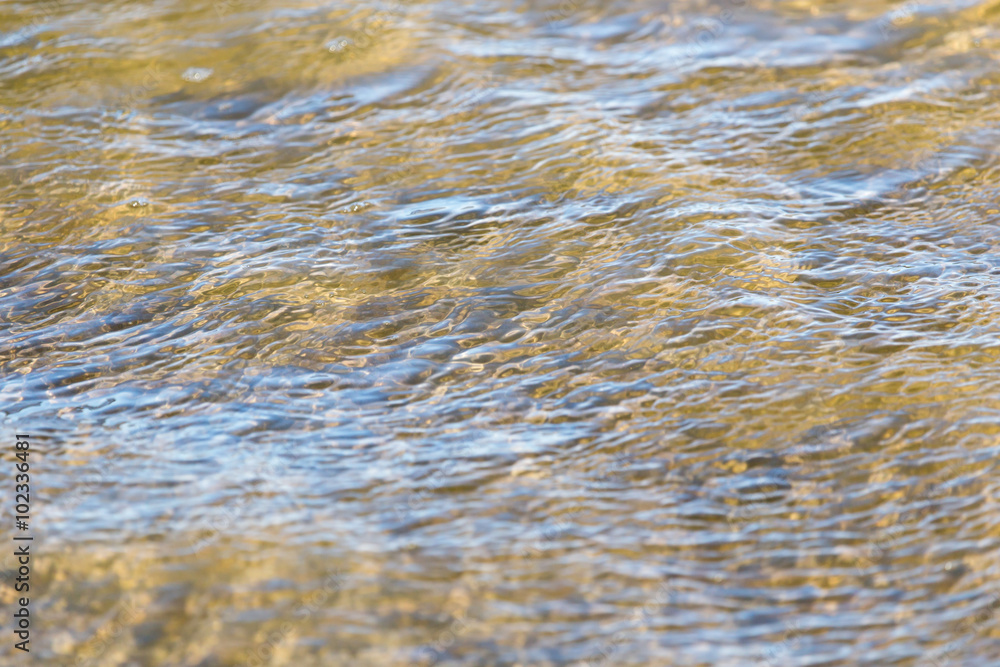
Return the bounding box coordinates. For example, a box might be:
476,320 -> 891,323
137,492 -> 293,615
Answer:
2,0 -> 1000,665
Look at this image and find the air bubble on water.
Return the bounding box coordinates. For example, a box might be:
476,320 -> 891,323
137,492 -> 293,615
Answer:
182,67 -> 213,83
346,202 -> 373,213
129,199 -> 149,208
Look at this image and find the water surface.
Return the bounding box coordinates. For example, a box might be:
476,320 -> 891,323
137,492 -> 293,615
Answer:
2,0 -> 1000,664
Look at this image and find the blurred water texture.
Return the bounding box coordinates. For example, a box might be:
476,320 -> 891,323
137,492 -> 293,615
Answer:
2,0 -> 1000,664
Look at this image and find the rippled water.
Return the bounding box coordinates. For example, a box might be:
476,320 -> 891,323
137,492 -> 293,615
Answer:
2,0 -> 1000,664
